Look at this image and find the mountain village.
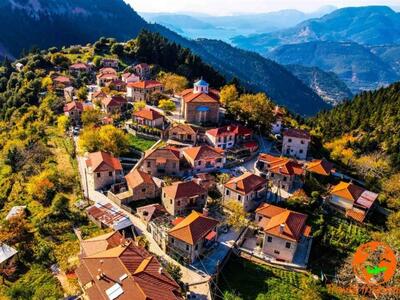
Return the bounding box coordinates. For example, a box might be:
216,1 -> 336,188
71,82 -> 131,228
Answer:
0,50 -> 385,300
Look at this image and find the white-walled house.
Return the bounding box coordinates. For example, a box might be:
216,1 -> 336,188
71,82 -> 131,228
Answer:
282,128 -> 311,160
255,203 -> 311,263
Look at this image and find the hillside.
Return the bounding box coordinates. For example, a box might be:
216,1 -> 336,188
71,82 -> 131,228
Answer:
285,64 -> 353,105
232,6 -> 400,52
311,82 -> 400,167
370,44 -> 400,74
192,39 -> 330,115
267,41 -> 400,93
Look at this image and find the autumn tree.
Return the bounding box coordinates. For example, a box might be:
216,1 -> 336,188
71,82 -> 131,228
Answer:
81,109 -> 103,127
27,169 -> 59,206
57,115 -> 70,134
220,84 -> 239,108
133,101 -> 146,112
98,125 -> 129,156
78,126 -> 101,153
158,99 -> 176,113
224,200 -> 250,230
216,173 -> 230,184
77,86 -> 88,101
158,72 -> 188,94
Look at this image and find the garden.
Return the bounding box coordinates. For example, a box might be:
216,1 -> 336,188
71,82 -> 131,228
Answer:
127,134 -> 158,152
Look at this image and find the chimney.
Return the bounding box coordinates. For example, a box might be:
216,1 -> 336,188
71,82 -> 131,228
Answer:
158,267 -> 163,275
279,224 -> 285,233
227,126 -> 231,131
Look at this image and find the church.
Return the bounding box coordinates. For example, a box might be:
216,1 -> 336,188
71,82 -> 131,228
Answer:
180,79 -> 220,125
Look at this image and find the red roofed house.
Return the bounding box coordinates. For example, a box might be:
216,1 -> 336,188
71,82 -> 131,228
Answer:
168,124 -> 198,145
64,101 -> 84,125
108,169 -> 161,206
53,75 -> 72,91
76,231 -> 183,300
96,67 -> 118,86
327,181 -> 378,222
69,62 -> 92,76
137,203 -> 168,224
101,95 -> 128,114
126,80 -> 164,101
101,58 -> 119,68
180,79 -> 220,124
306,159 -> 334,177
182,145 -> 225,173
162,181 -> 208,216
140,147 -> 181,177
167,211 -> 218,264
224,172 -> 268,211
205,124 -> 253,150
282,128 -> 311,160
255,203 -> 311,263
133,108 -> 165,129
133,63 -> 150,80
121,72 -> 140,84
255,154 -> 304,193
84,152 -> 123,191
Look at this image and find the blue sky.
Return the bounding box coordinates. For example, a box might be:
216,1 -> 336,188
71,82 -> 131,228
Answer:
128,0 -> 399,15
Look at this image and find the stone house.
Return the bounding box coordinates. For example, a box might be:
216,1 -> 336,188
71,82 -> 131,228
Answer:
282,128 -> 311,160
167,211 -> 218,264
162,181 -> 207,216
84,151 -> 123,191
101,95 -> 127,114
255,203 -> 311,263
182,145 -> 225,173
64,101 -> 84,125
133,63 -> 151,80
224,172 -> 268,212
133,108 -> 165,129
96,67 -> 118,86
167,124 -> 197,145
255,154 -> 304,193
101,58 -> 119,68
69,62 -> 92,76
140,147 -> 181,177
126,80 -> 164,101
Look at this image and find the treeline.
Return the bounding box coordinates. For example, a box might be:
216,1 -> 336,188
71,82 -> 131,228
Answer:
310,82 -> 400,168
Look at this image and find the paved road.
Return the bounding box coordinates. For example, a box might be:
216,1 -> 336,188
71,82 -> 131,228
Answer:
243,134 -> 275,172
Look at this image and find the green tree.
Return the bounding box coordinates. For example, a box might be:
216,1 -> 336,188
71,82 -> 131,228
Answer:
165,262 -> 182,284
111,43 -> 124,57
77,86 -> 88,101
81,109 -> 103,127
98,125 -> 129,156
158,99 -> 176,113
57,115 -> 70,134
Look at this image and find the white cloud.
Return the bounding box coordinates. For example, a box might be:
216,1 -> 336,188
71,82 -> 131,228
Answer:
128,0 -> 399,15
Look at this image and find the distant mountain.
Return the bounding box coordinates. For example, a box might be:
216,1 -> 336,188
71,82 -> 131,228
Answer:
0,0 -> 328,116
190,39 -> 330,115
266,41 -> 400,93
0,0 -> 148,58
141,6 -> 336,42
369,45 -> 400,74
232,6 -> 400,52
285,64 -> 353,105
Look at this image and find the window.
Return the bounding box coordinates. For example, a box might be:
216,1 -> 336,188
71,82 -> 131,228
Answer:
285,242 -> 291,249
163,193 -> 166,198
147,161 -> 151,168
171,238 -> 174,244
274,250 -> 280,255
301,140 -> 304,144
283,177 -> 287,182
288,138 -> 292,143
271,173 -> 274,178
299,149 -> 303,154
198,161 -> 201,166
258,216 -> 262,222
238,195 -> 241,201
177,201 -> 181,206
186,245 -> 190,251
97,173 -> 101,178
141,188 -> 146,193
195,244 -> 198,250
109,171 -> 112,177
226,190 -> 230,196
267,236 -> 272,242
187,135 -> 192,139
170,199 -> 172,204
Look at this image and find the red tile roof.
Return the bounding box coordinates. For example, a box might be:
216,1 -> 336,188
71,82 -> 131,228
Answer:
144,147 -> 180,162
259,154 -> 304,176
127,80 -> 163,89
70,62 -> 90,70
53,75 -> 72,85
137,204 -> 167,223
225,172 -> 267,195
168,211 -> 218,245
256,203 -> 308,242
102,95 -> 127,107
346,209 -> 367,223
125,169 -> 155,189
183,145 -> 224,161
180,88 -> 220,103
206,124 -> 252,137
86,151 -> 122,172
76,239 -> 182,300
283,128 -> 311,140
330,181 -> 365,202
133,108 -> 164,121
63,101 -> 83,112
306,159 -> 334,176
169,124 -> 197,135
99,67 -> 117,75
163,181 -> 206,199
